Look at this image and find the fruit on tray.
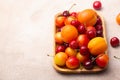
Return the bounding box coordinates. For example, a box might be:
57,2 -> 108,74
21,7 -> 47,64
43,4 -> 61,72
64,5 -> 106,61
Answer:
65,47 -> 77,57
55,32 -> 63,44
77,34 -> 90,47
96,54 -> 109,68
54,8 -> 108,72
77,9 -> 97,26
76,52 -> 89,63
66,56 -> 80,69
54,52 -> 68,66
88,37 -> 107,56
61,25 -> 78,43
55,16 -> 66,27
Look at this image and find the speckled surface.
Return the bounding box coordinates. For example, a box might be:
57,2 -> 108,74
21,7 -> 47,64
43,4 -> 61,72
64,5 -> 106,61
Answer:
0,0 -> 120,80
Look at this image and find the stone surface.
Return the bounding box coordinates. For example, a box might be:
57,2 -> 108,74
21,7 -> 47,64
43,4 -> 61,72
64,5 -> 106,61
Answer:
0,0 -> 120,80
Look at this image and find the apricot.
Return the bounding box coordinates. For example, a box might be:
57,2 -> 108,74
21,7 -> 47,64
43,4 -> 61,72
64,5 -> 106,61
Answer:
54,52 -> 68,66
55,16 -> 66,27
88,37 -> 107,55
77,9 -> 97,26
61,25 -> 78,43
55,32 -> 63,44
65,47 -> 77,57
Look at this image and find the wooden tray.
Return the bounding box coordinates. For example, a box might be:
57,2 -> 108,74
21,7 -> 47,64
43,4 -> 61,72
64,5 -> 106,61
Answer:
53,12 -> 108,73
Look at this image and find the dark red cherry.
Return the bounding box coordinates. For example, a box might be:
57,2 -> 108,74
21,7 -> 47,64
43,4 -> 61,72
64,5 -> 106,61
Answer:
83,60 -> 94,70
71,20 -> 80,27
62,10 -> 70,17
80,46 -> 90,55
69,40 -> 79,49
77,24 -> 86,34
56,45 -> 66,53
110,37 -> 119,47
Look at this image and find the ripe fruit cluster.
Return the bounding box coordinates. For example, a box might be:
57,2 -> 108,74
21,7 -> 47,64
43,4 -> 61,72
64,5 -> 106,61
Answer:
54,9 -> 109,70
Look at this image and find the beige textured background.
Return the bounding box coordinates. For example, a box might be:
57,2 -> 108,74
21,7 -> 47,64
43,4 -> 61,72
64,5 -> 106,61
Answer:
0,0 -> 120,80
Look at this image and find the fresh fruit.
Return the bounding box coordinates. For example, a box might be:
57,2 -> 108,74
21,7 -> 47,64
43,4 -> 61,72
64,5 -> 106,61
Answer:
95,25 -> 103,31
77,34 -> 90,47
69,40 -> 79,49
96,30 -> 103,37
71,20 -> 80,27
80,46 -> 90,55
70,12 -> 77,17
88,37 -> 107,55
83,60 -> 93,70
66,56 -> 80,69
77,24 -> 86,34
65,47 -> 77,57
110,37 -> 119,47
93,1 -> 102,10
116,13 -> 120,25
76,52 -> 89,63
95,25 -> 103,37
95,16 -> 102,25
65,16 -> 77,25
54,52 -> 68,66
54,7 -> 109,71
96,54 -> 109,68
62,10 -> 70,17
61,25 -> 78,43
87,30 -> 96,39
77,9 -> 97,26
56,45 -> 66,53
86,26 -> 96,33
55,16 -> 66,27
64,43 -> 69,48
55,32 -> 63,44
86,26 -> 97,39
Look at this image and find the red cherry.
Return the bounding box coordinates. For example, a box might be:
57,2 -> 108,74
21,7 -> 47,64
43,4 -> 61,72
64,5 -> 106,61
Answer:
110,37 -> 119,47
95,25 -> 103,31
80,46 -> 90,55
70,12 -> 77,17
77,24 -> 86,34
66,56 -> 80,69
71,20 -> 80,27
56,45 -> 66,53
95,16 -> 102,25
93,1 -> 102,10
64,43 -> 69,48
69,40 -> 79,49
87,30 -> 96,39
83,60 -> 93,70
96,30 -> 103,37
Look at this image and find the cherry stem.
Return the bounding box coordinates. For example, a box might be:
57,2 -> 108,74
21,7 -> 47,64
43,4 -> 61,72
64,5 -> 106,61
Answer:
114,56 -> 120,60
92,57 -> 97,63
68,4 -> 76,11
